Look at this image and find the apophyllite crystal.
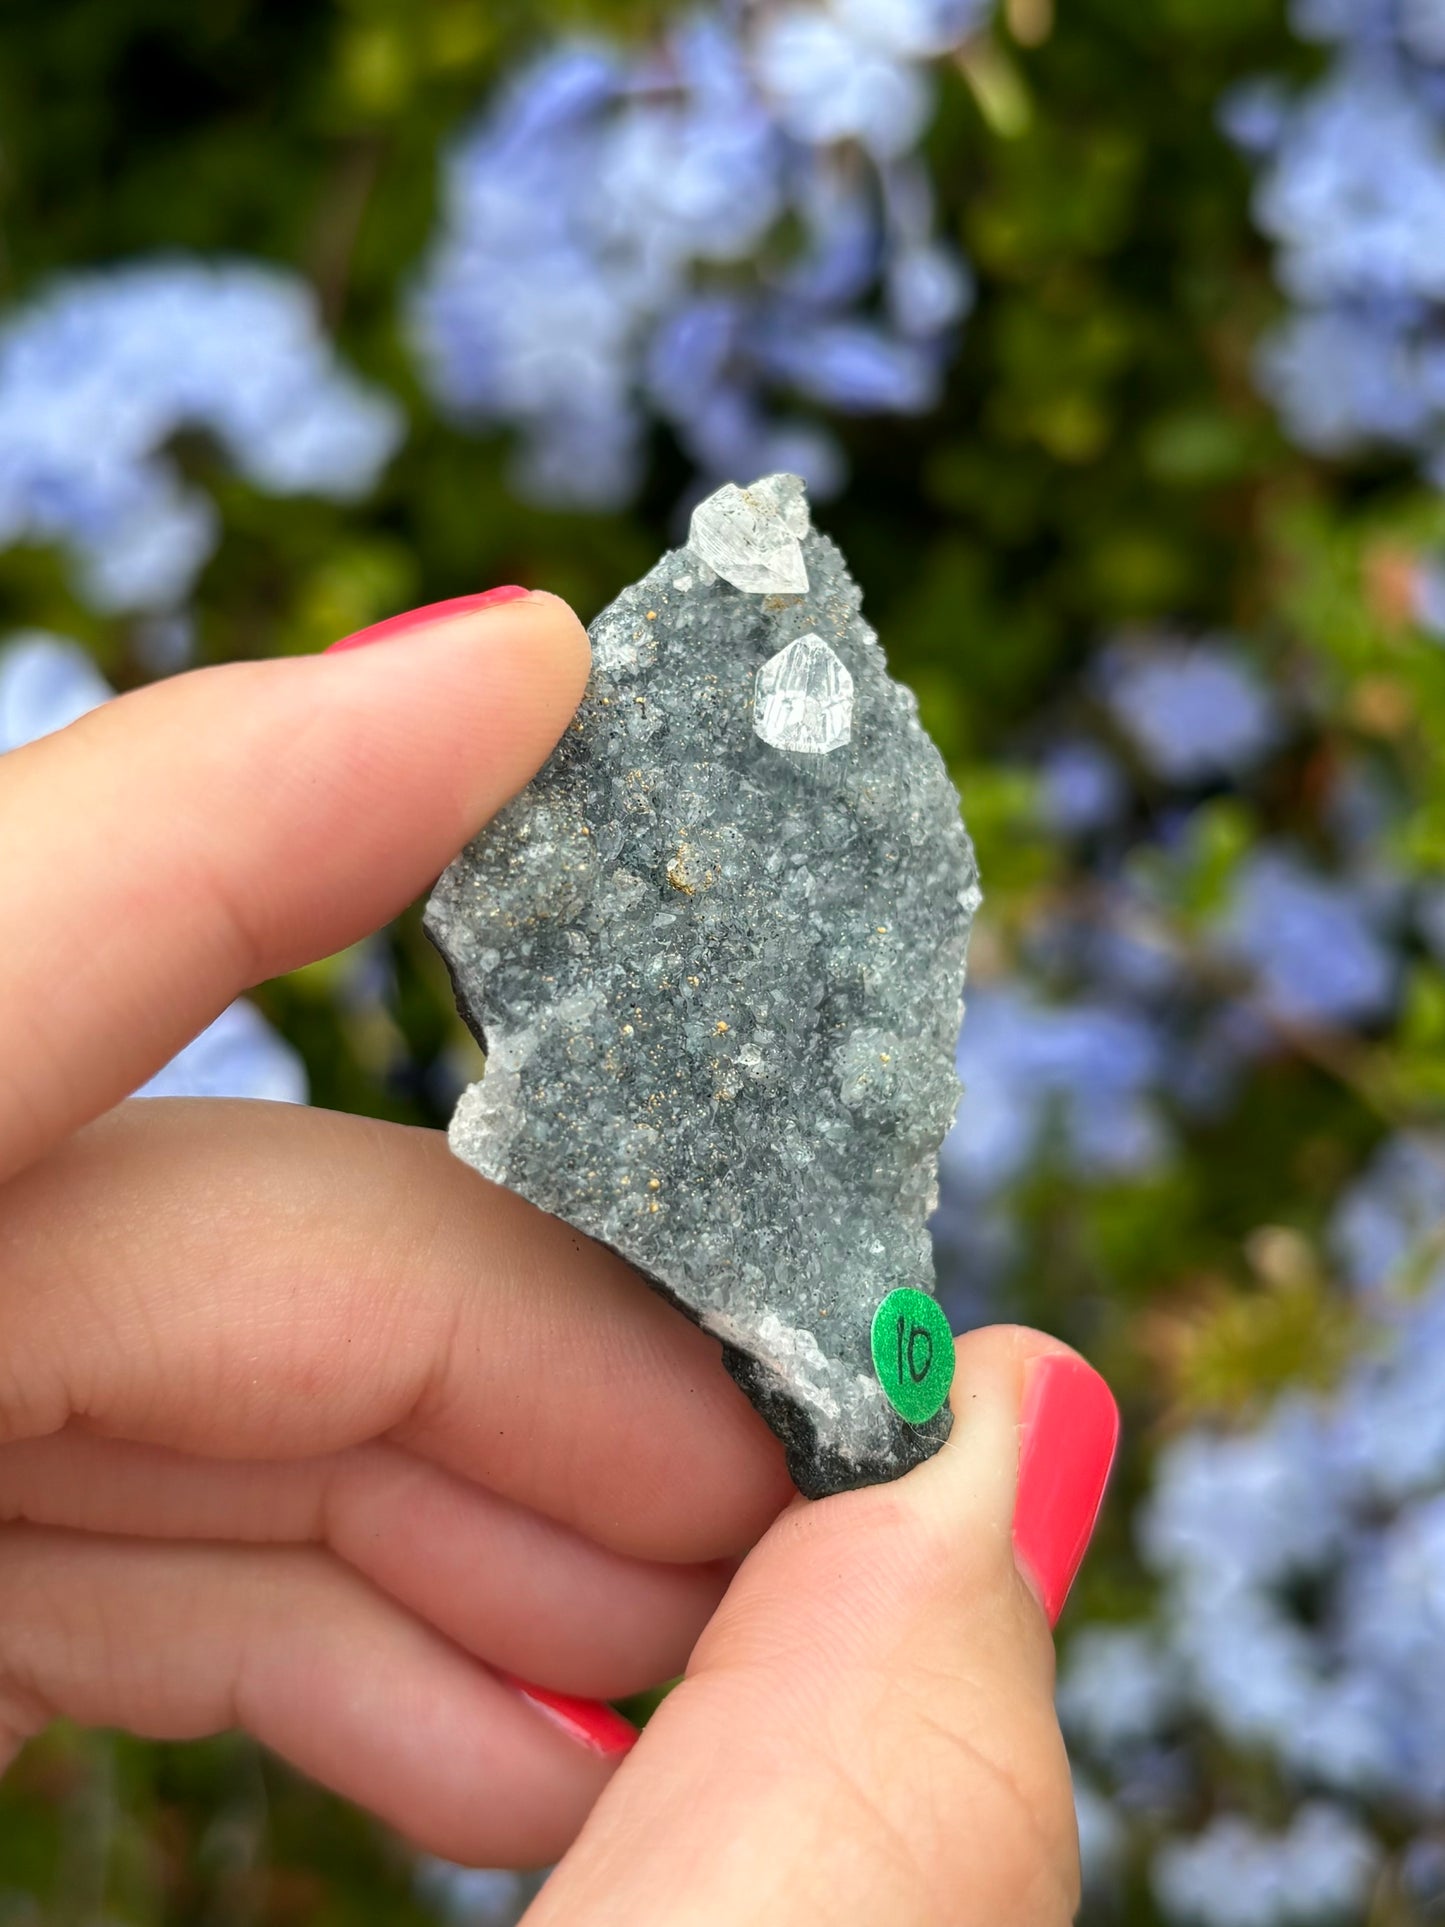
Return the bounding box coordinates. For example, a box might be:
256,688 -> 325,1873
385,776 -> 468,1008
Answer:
425,475 -> 978,1496
754,634 -> 854,755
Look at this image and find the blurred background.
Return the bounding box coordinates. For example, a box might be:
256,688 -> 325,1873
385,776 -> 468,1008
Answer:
1,0 -> 1444,1920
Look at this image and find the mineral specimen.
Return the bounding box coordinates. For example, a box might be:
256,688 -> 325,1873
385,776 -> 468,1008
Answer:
425,474 -> 979,1497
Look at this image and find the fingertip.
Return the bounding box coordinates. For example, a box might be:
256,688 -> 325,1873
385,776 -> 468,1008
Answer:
918,1326 -> 1118,1629
326,585 -> 534,653
313,586 -> 591,840
441,590 -> 591,806
497,1674 -> 638,1758
1013,1352 -> 1119,1627
0,587 -> 593,1179
505,589 -> 593,714
949,1323 -> 1084,1398
323,585 -> 590,714
879,1326 -> 1093,1584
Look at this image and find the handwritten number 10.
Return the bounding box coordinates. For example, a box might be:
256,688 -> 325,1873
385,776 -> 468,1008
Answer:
895,1315 -> 934,1387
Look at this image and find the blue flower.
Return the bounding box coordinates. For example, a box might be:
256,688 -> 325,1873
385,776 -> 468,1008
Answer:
1402,0 -> 1445,62
1412,556 -> 1445,638
1058,1626 -> 1184,1759
943,982 -> 1168,1194
413,1861 -> 542,1925
1037,738 -> 1130,835
134,1000 -> 306,1105
752,317 -> 943,412
1332,1131 -> 1445,1298
753,8 -> 932,160
1218,76 -> 1294,157
0,260 -> 404,612
1071,1126 -> 1445,1879
1402,1839 -> 1445,1915
1071,1770 -> 1126,1897
1141,1401 -> 1346,1597
1254,67 -> 1445,309
886,241 -> 974,335
1259,307 -> 1443,456
1290,0 -> 1393,42
1097,636 -> 1280,785
1038,740 -> 1130,834
0,630 -> 112,749
831,0 -> 991,60
1222,848 -> 1398,1029
409,8 -> 985,509
1419,882 -> 1445,955
1152,1805 -> 1381,1927
1242,15 -> 1445,489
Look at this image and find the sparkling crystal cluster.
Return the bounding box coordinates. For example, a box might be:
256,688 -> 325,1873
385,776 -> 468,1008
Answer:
427,475 -> 978,1496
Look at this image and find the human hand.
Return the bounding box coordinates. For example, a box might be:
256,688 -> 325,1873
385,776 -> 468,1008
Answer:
0,588 -> 796,1863
528,1328 -> 1118,1927
0,586 -> 1118,1925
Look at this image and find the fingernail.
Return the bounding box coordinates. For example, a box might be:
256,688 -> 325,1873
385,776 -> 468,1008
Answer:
1012,1354 -> 1119,1627
327,586 -> 531,654
498,1672 -> 638,1758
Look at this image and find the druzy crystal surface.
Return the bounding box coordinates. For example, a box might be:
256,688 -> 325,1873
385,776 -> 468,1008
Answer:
425,475 -> 979,1497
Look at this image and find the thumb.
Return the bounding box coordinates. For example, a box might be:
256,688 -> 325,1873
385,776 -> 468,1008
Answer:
0,587 -> 589,1181
529,1327 -> 1119,1927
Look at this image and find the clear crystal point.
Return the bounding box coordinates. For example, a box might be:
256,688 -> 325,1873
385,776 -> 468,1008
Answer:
754,634 -> 854,755
688,476 -> 811,595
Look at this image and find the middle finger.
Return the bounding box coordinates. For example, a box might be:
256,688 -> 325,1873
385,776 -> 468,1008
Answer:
0,1429 -> 729,1698
0,1098 -> 792,1563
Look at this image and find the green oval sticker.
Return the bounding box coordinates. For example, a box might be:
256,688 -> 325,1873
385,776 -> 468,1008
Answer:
870,1288 -> 955,1426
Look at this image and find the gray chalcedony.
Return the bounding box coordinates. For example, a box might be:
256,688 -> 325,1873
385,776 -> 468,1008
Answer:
425,474 -> 979,1497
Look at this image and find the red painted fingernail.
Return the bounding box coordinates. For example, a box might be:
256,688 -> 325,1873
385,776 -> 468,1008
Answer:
498,1673 -> 637,1758
327,586 -> 531,653
1012,1354 -> 1119,1627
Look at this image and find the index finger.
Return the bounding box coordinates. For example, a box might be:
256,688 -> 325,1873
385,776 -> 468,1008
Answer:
0,592 -> 588,1184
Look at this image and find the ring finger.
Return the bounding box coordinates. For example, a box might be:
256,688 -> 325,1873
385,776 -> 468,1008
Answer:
0,1524 -> 631,1867
0,1430 -> 729,1700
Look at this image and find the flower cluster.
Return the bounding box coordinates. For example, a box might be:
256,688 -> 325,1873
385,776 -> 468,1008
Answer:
931,628 -> 1413,1313
919,601 -> 1445,1919
414,1861 -> 548,1926
0,632 -> 307,1101
1228,0 -> 1445,488
409,1 -> 989,508
1061,1130 -> 1445,1920
0,260 -> 403,613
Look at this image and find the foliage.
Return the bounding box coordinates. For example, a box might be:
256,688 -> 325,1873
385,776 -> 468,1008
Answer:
3,0 -> 1445,1921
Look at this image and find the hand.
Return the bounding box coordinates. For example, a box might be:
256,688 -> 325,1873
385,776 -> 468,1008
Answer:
0,587 -> 1118,1925
0,590 -> 794,1863
530,1331 -> 1118,1927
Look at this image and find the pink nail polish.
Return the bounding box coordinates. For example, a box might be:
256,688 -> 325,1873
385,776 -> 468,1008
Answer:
1012,1354 -> 1120,1627
498,1672 -> 638,1757
327,586 -> 531,654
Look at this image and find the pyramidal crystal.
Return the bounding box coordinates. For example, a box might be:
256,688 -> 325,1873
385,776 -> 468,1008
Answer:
425,475 -> 979,1496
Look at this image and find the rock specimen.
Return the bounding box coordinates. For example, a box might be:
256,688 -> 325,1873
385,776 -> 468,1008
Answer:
425,475 -> 979,1497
